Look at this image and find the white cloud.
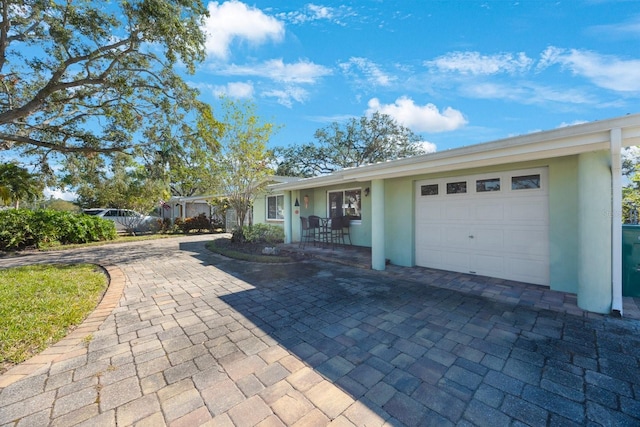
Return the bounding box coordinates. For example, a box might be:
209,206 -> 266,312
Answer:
366,97 -> 467,133
339,57 -> 396,87
418,141 -> 437,153
426,51 -> 533,75
263,86 -> 309,108
558,120 -> 589,128
278,4 -> 354,25
203,1 -> 285,60
461,81 -> 594,105
219,59 -> 332,83
589,15 -> 640,38
44,187 -> 77,201
213,81 -> 254,98
537,47 -> 640,92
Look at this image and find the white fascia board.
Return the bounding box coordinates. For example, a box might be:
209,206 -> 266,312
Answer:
270,114 -> 640,191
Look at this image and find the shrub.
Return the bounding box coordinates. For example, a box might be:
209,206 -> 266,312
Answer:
0,209 -> 117,250
241,224 -> 284,244
181,213 -> 211,234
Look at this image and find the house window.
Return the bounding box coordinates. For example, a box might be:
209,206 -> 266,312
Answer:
447,181 -> 467,194
328,189 -> 361,220
512,174 -> 540,190
267,195 -> 284,220
421,184 -> 439,196
476,178 -> 501,192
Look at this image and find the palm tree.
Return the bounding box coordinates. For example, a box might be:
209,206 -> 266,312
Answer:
0,163 -> 43,208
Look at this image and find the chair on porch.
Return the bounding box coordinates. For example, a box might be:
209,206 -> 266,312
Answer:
299,217 -> 314,248
328,216 -> 345,248
309,215 -> 329,246
341,216 -> 352,245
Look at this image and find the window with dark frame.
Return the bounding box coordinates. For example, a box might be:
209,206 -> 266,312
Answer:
328,189 -> 362,220
421,184 -> 439,196
446,181 -> 467,194
476,178 -> 501,192
512,174 -> 541,190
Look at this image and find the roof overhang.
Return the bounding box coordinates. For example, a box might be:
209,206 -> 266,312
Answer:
270,113 -> 640,191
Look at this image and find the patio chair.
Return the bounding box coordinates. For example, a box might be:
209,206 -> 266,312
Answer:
309,215 -> 329,246
341,216 -> 352,245
329,216 -> 345,249
299,217 -> 314,248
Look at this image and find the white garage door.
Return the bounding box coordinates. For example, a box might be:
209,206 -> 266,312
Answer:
415,168 -> 549,285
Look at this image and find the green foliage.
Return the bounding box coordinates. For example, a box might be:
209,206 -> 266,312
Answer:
240,224 -> 285,245
275,112 -> 427,177
623,148 -> 640,223
181,213 -> 212,233
68,153 -> 164,217
0,0 -> 211,181
0,264 -> 107,364
44,199 -> 80,212
214,97 -> 279,229
0,209 -> 116,251
0,163 -> 43,208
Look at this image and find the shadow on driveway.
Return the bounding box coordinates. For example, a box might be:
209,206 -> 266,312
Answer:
182,241 -> 640,426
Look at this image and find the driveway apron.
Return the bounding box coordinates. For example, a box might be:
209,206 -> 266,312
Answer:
0,235 -> 639,426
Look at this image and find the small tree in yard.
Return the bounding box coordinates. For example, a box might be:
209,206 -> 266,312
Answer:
71,153 -> 164,234
214,97 -> 277,239
0,163 -> 43,208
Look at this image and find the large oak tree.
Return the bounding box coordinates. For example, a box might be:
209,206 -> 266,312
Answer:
0,0 -> 213,176
275,112 -> 428,177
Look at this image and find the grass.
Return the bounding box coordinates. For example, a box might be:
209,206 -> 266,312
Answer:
205,240 -> 294,263
0,264 -> 108,370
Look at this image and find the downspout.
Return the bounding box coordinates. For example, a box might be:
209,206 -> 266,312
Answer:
611,128 -> 623,316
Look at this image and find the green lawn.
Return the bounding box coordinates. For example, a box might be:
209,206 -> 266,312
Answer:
0,264 -> 107,369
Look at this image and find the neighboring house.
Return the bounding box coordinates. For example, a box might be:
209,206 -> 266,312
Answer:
161,195 -> 212,221
165,176 -> 301,230
264,114 -> 640,316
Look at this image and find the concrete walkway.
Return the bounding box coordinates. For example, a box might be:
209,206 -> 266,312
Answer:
0,235 -> 639,426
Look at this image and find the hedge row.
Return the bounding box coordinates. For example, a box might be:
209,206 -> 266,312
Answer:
0,209 -> 117,251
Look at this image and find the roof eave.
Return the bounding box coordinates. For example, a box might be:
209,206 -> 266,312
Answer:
270,114 -> 640,191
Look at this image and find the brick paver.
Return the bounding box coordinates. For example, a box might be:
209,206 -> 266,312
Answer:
1,234 -> 639,426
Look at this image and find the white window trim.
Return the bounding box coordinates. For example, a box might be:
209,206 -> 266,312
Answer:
266,194 -> 285,221
327,187 -> 363,224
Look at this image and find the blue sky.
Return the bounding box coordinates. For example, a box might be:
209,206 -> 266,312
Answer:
194,0 -> 640,153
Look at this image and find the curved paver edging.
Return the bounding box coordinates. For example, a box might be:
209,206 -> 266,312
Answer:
0,263 -> 125,388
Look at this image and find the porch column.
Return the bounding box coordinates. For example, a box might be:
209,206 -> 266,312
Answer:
577,150 -> 612,314
284,191 -> 292,244
611,128 -> 623,315
371,179 -> 386,270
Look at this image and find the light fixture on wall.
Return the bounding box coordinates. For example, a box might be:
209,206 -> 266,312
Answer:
364,187 -> 370,197
294,198 -> 300,207
303,194 -> 309,208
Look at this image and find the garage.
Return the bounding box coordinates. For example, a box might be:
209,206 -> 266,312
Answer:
415,168 -> 549,285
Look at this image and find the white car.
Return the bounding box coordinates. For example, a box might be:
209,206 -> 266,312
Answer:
83,208 -> 157,233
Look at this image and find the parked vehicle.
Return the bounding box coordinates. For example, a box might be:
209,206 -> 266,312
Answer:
83,208 -> 157,234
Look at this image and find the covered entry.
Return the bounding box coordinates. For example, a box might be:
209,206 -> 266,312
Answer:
415,168 -> 549,285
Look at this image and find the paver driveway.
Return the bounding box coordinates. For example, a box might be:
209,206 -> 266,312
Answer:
0,235 -> 639,426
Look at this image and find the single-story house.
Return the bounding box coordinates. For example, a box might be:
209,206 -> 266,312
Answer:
261,113 -> 640,316
164,176 -> 301,230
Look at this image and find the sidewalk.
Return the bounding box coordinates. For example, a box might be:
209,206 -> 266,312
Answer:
1,235 -> 639,426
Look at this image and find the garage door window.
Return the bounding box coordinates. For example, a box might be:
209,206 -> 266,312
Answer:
447,181 -> 467,194
421,184 -> 439,196
476,178 -> 500,192
512,174 -> 540,190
